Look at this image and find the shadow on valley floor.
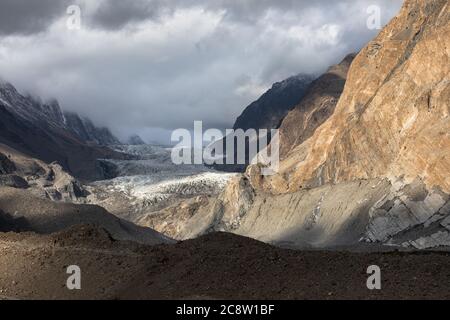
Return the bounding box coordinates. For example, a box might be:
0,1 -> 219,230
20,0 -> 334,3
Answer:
0,209 -> 32,233
0,225 -> 449,300
270,201 -> 373,250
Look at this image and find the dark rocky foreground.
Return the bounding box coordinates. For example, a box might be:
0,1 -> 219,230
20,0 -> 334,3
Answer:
0,225 -> 449,300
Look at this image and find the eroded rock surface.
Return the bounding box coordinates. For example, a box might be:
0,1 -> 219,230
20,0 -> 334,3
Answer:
364,178 -> 450,249
0,187 -> 172,245
0,144 -> 89,203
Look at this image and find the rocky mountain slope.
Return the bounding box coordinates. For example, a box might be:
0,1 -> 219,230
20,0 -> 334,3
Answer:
236,0 -> 450,249
259,0 -> 449,194
277,54 -> 355,158
0,82 -> 120,146
0,187 -> 171,245
0,81 -> 125,180
0,143 -> 88,202
0,142 -> 170,245
143,0 -> 450,250
63,111 -> 120,146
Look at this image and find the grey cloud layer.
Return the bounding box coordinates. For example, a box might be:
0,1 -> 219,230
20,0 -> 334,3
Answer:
90,0 -> 399,29
0,0 -> 402,34
0,0 -> 403,144
0,0 -> 71,35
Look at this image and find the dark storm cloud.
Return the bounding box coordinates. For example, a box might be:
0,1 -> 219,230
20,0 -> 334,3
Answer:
0,0 -> 71,35
90,0 -> 160,30
89,0 -> 399,29
0,0 -> 404,144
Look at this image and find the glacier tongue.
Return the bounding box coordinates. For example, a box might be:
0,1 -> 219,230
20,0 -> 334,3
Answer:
88,144 -> 236,223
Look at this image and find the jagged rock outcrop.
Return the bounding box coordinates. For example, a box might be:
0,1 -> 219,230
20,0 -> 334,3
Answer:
0,82 -> 65,126
0,174 -> 29,189
0,152 -> 15,174
0,143 -> 89,202
363,177 -> 450,249
0,82 -> 120,146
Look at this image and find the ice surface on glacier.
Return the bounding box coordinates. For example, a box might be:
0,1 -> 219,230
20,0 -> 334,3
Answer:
92,144 -> 236,209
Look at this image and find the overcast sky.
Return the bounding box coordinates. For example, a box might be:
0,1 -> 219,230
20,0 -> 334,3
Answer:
0,0 -> 403,143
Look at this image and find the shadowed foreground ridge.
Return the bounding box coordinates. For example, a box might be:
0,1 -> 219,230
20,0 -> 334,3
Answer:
0,225 -> 449,300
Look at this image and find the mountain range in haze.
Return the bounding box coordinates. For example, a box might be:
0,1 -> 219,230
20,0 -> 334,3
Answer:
0,81 -> 152,180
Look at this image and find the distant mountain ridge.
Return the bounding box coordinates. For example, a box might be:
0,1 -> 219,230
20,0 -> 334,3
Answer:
233,74 -> 315,131
63,111 -> 121,146
126,134 -> 146,145
0,80 -> 125,180
212,73 -> 314,172
0,81 -> 120,145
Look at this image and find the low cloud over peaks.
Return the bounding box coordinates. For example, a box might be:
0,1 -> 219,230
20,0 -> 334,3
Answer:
0,0 -> 403,144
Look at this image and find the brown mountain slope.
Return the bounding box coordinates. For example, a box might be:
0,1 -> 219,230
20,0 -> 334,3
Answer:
258,0 -> 449,194
278,53 -> 355,159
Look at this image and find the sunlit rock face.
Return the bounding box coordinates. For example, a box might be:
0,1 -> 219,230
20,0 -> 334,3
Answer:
259,0 -> 449,195
277,53 -> 355,160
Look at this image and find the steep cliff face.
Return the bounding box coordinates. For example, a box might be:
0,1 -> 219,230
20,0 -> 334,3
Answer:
278,54 -> 355,159
262,0 -> 449,194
